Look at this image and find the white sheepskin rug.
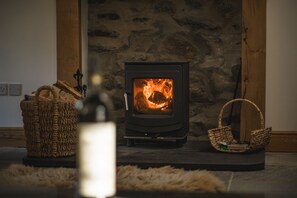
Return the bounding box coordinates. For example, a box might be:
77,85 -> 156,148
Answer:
0,164 -> 226,192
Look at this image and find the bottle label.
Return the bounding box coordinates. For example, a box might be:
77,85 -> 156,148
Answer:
78,122 -> 116,198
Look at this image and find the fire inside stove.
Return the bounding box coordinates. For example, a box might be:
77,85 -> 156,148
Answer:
133,78 -> 173,114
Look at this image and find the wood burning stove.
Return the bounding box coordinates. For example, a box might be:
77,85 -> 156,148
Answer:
124,62 -> 189,146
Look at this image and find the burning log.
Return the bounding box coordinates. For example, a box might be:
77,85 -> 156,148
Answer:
148,91 -> 168,104
134,92 -> 148,111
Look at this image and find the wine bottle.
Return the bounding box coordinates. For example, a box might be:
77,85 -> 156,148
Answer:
76,74 -> 116,198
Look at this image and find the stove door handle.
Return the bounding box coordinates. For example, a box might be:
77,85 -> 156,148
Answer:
124,92 -> 129,111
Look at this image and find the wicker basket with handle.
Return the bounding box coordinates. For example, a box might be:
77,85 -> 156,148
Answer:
20,85 -> 79,157
208,98 -> 272,153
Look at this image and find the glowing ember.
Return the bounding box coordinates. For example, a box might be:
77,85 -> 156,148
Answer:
134,78 -> 173,114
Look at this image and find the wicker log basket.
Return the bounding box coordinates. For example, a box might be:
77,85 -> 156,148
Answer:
20,85 -> 80,157
208,98 -> 272,153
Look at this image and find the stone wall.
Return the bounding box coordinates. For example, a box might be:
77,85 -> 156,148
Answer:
88,0 -> 242,141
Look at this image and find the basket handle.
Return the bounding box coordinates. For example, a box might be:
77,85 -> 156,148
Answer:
218,98 -> 265,129
34,85 -> 58,103
33,86 -> 58,156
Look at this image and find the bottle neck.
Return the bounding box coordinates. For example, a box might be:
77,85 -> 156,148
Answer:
78,84 -> 114,123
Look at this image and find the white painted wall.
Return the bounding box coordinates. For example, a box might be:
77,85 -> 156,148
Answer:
0,0 -> 57,127
266,0 -> 297,131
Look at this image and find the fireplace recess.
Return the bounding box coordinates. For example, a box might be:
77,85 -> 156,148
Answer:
124,62 -> 189,146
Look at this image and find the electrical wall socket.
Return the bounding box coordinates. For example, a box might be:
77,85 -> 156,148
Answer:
9,83 -> 22,96
0,83 -> 8,96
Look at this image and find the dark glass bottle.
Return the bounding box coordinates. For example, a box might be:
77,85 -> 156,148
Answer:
76,74 -> 116,198
78,85 -> 114,123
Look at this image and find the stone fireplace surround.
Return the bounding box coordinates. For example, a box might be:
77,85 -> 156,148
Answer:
88,0 -> 242,141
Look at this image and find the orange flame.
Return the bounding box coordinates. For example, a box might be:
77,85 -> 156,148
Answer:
134,78 -> 173,113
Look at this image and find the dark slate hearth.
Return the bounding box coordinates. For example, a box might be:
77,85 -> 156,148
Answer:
117,140 -> 265,171
23,141 -> 265,171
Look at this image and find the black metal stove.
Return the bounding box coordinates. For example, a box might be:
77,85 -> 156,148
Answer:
124,62 -> 189,146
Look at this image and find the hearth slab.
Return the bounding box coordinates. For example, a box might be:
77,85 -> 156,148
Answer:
117,140 -> 265,171
23,141 -> 265,171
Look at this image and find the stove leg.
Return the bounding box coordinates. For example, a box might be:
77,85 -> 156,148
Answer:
126,139 -> 135,147
176,136 -> 187,148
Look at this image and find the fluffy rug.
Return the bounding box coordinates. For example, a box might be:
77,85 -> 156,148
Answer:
0,164 -> 226,192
